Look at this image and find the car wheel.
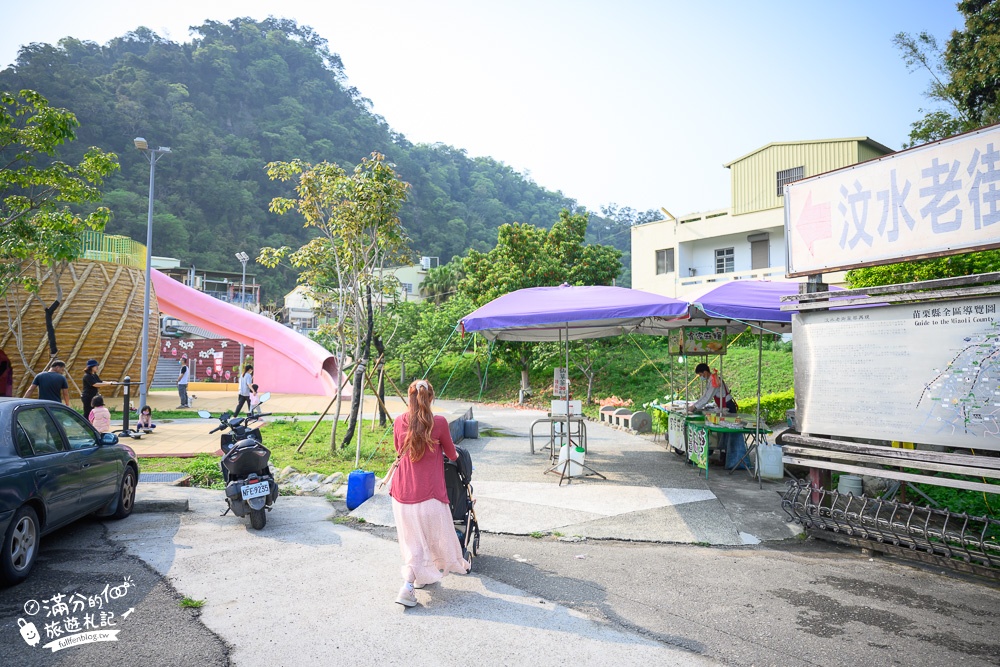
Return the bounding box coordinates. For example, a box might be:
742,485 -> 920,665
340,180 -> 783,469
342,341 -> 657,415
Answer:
112,467 -> 137,519
1,506 -> 40,585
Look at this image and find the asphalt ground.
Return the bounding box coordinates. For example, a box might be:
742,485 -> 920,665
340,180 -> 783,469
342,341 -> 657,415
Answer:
3,401 -> 999,666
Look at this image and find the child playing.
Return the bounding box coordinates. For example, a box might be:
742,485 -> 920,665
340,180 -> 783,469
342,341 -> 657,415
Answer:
249,384 -> 260,412
89,395 -> 112,433
138,405 -> 156,430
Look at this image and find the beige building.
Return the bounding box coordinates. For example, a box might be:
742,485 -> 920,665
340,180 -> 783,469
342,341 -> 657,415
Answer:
631,137 -> 894,298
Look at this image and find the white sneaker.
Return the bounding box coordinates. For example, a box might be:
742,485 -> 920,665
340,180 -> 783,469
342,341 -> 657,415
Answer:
395,585 -> 417,607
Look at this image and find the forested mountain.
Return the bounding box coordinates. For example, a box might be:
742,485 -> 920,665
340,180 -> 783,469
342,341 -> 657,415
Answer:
1,17 -> 634,299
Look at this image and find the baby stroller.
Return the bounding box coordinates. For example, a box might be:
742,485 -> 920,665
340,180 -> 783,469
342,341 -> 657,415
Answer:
444,446 -> 480,568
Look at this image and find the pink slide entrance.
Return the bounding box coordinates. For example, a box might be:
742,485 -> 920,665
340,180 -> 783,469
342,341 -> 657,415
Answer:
151,269 -> 345,396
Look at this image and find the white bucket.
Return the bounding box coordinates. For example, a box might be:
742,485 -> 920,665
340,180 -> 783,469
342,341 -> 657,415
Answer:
757,444 -> 784,480
838,474 -> 864,496
557,444 -> 586,477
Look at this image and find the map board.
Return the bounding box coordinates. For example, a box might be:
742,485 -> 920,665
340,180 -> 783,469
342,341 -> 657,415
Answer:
793,297 -> 1000,450
784,124 -> 1000,276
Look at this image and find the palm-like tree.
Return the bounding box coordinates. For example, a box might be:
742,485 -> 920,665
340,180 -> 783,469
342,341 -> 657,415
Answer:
420,263 -> 462,304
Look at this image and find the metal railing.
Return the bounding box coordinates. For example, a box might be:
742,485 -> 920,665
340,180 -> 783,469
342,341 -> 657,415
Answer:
782,479 -> 1000,571
79,231 -> 146,268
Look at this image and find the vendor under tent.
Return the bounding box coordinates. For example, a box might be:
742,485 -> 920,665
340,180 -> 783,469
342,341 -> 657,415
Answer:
678,280 -> 846,483
460,284 -> 689,483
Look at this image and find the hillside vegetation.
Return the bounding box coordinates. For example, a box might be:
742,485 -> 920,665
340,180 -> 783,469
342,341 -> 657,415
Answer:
0,17 -> 633,298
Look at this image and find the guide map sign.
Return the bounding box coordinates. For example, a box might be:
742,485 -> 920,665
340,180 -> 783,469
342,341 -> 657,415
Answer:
793,296 -> 1000,450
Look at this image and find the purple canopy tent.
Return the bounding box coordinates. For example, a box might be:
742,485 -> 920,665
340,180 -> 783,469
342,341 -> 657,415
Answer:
460,284 -> 690,342
461,284 -> 689,482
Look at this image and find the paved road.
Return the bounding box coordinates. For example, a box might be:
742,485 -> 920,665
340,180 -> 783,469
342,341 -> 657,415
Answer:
3,488 -> 999,666
0,516 -> 228,666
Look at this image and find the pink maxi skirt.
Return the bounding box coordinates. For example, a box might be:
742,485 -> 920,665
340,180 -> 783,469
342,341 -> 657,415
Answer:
392,498 -> 470,586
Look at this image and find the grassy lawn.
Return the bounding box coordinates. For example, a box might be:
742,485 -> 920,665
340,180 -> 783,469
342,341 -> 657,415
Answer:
139,418 -> 399,484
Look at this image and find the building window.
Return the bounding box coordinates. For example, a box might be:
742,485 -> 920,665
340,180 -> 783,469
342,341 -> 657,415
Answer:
715,247 -> 734,274
655,248 -> 674,274
401,282 -> 413,294
776,166 -> 804,196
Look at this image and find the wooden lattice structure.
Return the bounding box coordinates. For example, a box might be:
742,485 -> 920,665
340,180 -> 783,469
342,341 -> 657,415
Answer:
1,259 -> 159,401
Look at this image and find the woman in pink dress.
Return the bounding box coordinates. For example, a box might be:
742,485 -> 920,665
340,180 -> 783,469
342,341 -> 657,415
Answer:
390,379 -> 470,607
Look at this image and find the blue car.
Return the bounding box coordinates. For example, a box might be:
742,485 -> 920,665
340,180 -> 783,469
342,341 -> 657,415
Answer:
0,398 -> 139,586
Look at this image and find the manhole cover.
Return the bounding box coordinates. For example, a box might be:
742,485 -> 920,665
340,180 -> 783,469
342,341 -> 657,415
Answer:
139,472 -> 187,484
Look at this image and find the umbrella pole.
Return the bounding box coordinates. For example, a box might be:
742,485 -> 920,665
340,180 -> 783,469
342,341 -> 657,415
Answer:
755,325 -> 764,488
545,322 -> 605,485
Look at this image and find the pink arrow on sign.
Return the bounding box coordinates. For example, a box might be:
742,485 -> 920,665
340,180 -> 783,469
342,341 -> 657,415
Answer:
796,192 -> 831,255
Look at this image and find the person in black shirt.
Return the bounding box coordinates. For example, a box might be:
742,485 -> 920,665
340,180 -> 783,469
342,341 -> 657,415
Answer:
81,359 -> 115,420
24,359 -> 70,405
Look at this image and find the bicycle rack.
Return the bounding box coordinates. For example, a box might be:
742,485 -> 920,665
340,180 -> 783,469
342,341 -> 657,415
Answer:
781,479 -> 1000,576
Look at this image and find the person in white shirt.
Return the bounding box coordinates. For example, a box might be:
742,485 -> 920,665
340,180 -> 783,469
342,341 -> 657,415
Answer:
177,359 -> 191,408
234,364 -> 254,415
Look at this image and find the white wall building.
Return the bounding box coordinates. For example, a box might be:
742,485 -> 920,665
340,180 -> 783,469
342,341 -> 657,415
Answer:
632,137 -> 893,298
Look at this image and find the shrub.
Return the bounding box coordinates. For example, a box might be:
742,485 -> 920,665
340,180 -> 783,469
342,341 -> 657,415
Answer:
737,389 -> 795,425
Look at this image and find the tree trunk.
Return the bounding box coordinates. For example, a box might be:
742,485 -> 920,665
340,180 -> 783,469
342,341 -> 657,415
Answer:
373,335 -> 387,427
341,288 -> 374,449
518,347 -> 531,404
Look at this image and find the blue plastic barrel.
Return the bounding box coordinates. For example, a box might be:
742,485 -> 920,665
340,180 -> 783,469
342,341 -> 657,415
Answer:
346,469 -> 375,510
464,419 -> 480,439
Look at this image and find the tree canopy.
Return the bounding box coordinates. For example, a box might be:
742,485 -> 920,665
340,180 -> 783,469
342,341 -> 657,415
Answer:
0,89 -> 119,295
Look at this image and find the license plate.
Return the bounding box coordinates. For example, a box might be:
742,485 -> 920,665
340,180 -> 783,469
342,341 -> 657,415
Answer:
241,481 -> 270,501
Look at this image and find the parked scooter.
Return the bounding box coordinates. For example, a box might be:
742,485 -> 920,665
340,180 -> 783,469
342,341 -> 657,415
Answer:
198,393 -> 278,529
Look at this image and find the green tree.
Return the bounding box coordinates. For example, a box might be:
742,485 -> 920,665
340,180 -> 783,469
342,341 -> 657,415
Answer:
893,1 -> 1000,146
849,3 -> 1000,287
458,209 -> 622,398
0,89 -> 119,295
263,152 -> 410,451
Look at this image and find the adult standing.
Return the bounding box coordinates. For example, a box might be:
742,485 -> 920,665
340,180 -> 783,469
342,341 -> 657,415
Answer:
688,362 -> 738,414
177,356 -> 191,408
389,379 -> 470,608
23,359 -> 70,405
81,359 -> 115,421
234,364 -> 253,416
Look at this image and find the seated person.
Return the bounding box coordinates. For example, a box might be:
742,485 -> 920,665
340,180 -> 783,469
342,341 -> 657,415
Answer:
138,405 -> 156,430
89,395 -> 112,433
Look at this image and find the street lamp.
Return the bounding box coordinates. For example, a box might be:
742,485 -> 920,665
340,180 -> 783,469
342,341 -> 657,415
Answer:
235,251 -> 249,370
134,138 -> 171,411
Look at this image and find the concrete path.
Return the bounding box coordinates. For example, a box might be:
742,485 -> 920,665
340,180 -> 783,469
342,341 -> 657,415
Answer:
111,485 -> 717,667
353,404 -> 800,546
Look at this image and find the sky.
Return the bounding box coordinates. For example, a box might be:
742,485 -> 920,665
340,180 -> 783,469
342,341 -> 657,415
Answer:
0,1 -> 966,217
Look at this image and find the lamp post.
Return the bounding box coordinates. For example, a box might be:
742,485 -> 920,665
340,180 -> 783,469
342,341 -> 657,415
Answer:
235,251 -> 249,371
134,138 -> 171,411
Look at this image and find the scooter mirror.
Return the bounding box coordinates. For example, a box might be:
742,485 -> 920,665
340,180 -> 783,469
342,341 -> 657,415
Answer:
197,410 -> 212,419
258,392 -> 271,404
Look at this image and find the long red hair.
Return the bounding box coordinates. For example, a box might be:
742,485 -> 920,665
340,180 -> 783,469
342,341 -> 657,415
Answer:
401,379 -> 436,462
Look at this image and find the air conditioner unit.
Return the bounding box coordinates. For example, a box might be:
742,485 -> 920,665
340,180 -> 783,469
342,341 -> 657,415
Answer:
419,256 -> 439,271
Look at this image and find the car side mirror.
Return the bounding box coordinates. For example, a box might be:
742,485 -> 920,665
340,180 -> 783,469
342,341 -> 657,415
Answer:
197,410 -> 212,419
100,432 -> 119,446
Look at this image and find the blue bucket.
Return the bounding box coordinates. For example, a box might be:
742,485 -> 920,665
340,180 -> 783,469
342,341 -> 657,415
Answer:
464,419 -> 480,439
346,469 -> 375,510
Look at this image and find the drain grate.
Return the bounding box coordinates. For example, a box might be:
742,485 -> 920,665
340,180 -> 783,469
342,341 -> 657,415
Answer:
139,472 -> 187,484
